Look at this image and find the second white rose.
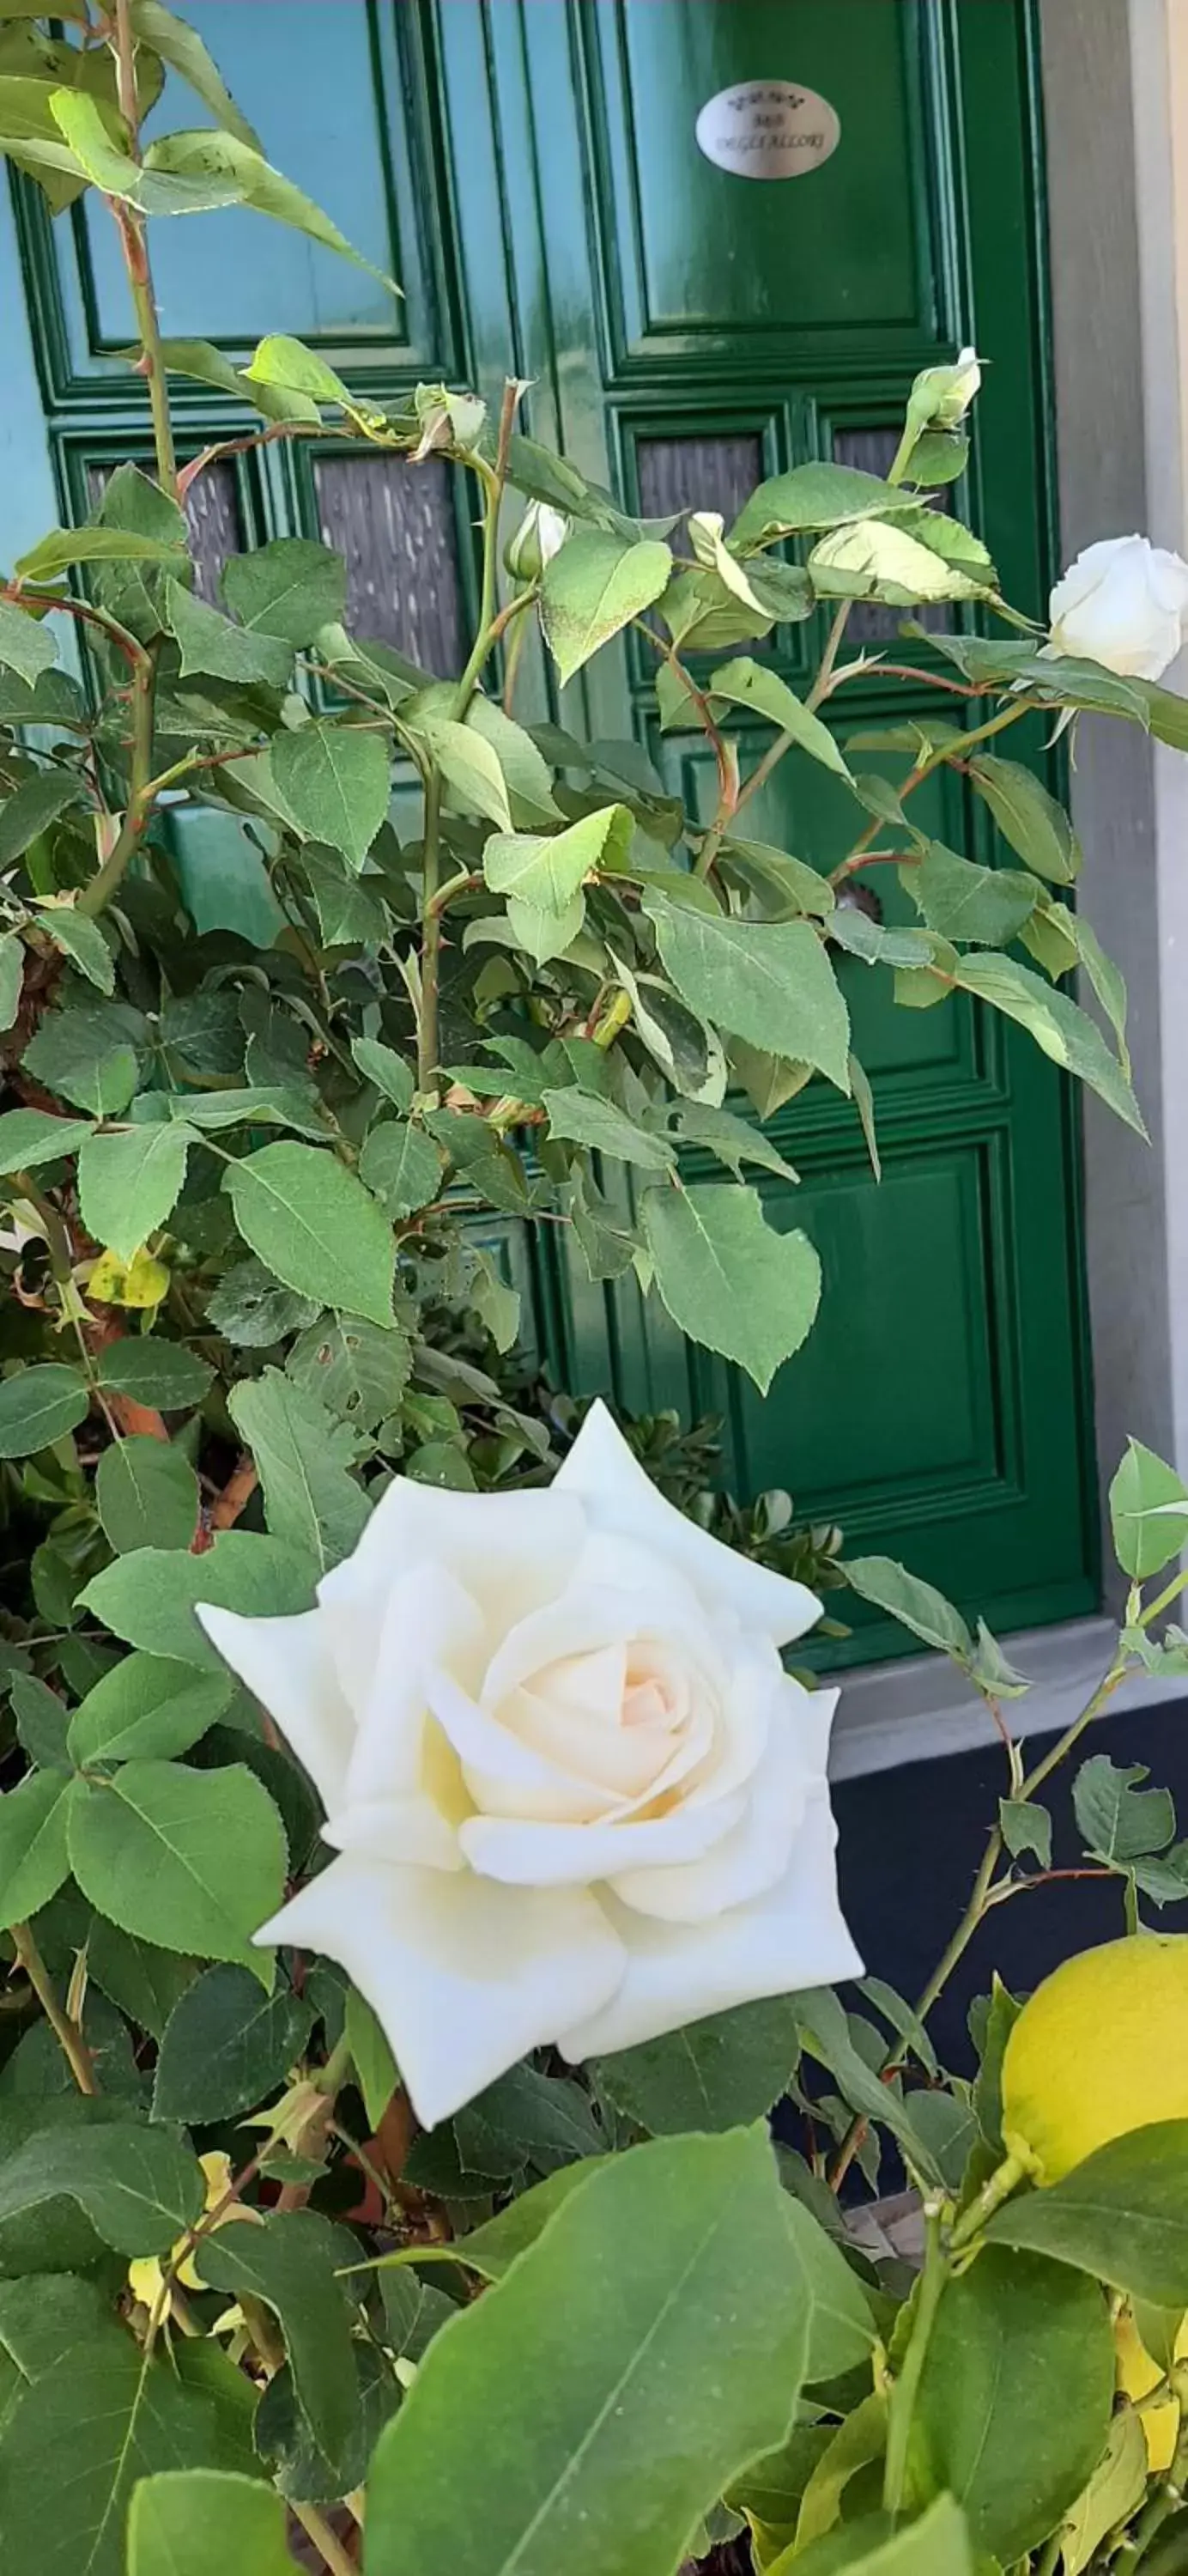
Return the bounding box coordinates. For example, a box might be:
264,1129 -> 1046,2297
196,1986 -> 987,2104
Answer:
197,1401 -> 861,2129
1046,533 -> 1188,680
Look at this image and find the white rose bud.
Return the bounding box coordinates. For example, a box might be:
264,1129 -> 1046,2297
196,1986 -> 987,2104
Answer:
504,498 -> 567,583
197,1401 -> 861,2129
1046,533 -> 1188,681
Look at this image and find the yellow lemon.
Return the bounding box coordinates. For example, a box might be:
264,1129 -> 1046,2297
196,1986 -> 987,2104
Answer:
1002,1933 -> 1188,2184
1115,2306 -> 1188,2472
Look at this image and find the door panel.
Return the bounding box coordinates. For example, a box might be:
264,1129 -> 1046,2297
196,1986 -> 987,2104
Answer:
0,0 -> 1098,1663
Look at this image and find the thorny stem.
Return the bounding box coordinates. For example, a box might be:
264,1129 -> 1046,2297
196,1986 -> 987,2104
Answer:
417,770 -> 443,1093
77,645 -> 158,916
828,695 -> 1039,886
109,0 -> 176,494
11,1923 -> 97,2094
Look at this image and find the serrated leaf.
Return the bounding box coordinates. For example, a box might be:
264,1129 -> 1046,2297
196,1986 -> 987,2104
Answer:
287,1314 -> 411,1433
0,2117 -> 202,2254
68,1758 -> 287,1979
94,1340 -> 212,1411
0,1364 -> 89,1458
1073,1753 -> 1175,1862
14,523 -> 185,582
77,1121 -> 192,1263
0,595 -> 56,685
952,953 -> 1144,1134
593,1998 -> 802,2135
127,0 -> 261,149
542,1086 -> 675,1170
708,657 -> 851,781
0,1771 -> 73,1925
69,1653 -> 231,1767
646,896 -> 851,1091
350,1036 -> 414,1110
910,842 -> 1038,946
223,1142 -> 396,1329
541,531 -> 672,684
358,1117 -> 445,1219
270,723 -> 390,871
80,1529 -> 313,1668
0,935 -> 21,1034
228,1368 -> 368,1571
21,1004 -> 140,1115
366,2129 -> 813,2576
0,1108 -> 94,1173
410,711 -> 512,830
49,84 -> 245,211
729,462 -> 924,549
483,803 -> 632,911
998,1800 -> 1052,1868
153,1962 -> 312,2123
0,2335 -> 223,2576
1109,1437 -> 1188,1579
968,755 -> 1081,885
95,1437 -> 199,1556
841,1556 -> 972,1658
9,1672 -> 71,1772
143,128 -> 397,289
810,519 -> 987,606
505,889 -> 585,965
0,768 -> 86,869
193,2208 -> 360,2462
345,1984 -> 398,2129
642,1183 -> 821,1394
30,902 -> 113,994
164,576 -> 293,689
667,1099 -> 797,1182
221,538 -> 346,645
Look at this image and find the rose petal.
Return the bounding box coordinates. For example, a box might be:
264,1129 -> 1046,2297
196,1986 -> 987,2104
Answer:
324,1794 -> 464,1872
557,1402 -> 821,1645
318,1479 -> 586,1649
458,1786 -> 746,1886
555,1781 -> 862,2062
608,1686 -> 835,1923
195,1604 -> 353,1815
255,1856 -> 624,2130
343,1563 -> 483,1808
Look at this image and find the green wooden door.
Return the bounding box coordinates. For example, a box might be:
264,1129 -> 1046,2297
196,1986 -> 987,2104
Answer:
0,0 -> 1097,1664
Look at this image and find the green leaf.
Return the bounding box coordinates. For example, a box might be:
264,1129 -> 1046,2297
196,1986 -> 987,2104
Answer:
646,896 -> 851,1091
0,1363 -> 89,1458
164,577 -> 292,689
345,1984 -> 398,2129
127,0 -> 261,149
228,1368 -> 368,1571
221,538 -> 346,645
1059,2407 -> 1148,2576
359,1117 -> 446,1218
223,1142 -> 396,1330
792,2392 -> 887,2549
1109,1438 -> 1188,1579
906,2247 -> 1113,2562
952,953 -> 1144,1135
206,1260 -> 320,1350
270,723 -> 390,871
350,1036 -> 415,1110
22,1002 -> 140,1116
729,462 -> 924,548
376,2159 -> 607,2287
128,2470 -> 290,2576
592,1998 -> 802,2135
68,1758 -> 287,1978
10,1672 -> 71,1773
415,714 -> 512,830
809,520 -> 986,607
968,755 -> 1081,885
0,935 -> 22,1034
642,1183 -> 821,1394
128,2470 -> 291,2576
0,1109 -> 94,1175
0,595 -> 56,685
707,657 -> 851,781
87,1923 -> 196,2043
910,843 -> 1038,946
77,1121 -> 192,1263
668,1099 -> 798,1183
841,1557 -> 973,1660
366,2128 -> 815,2576
0,1771 -> 73,1925
13,523 -> 185,582
0,768 -> 86,869
542,1086 -> 675,1170
984,2120 -> 1188,2306
541,531 -> 672,685
773,2498 -> 975,2575
288,1314 -> 411,1434
94,1438 -> 199,1558
464,695 -> 560,820
153,1962 -> 312,2124
1073,1753 -> 1175,1862
49,84 -> 245,212
0,2335 -> 224,2576
144,128 -> 397,289
0,2117 -> 202,2254
94,1340 -> 213,1411
451,2065 -> 603,2183
484,802 -> 632,913
193,2208 -> 360,2463
793,1989 -> 947,2182
505,890 -> 585,965
243,332 -> 355,409
30,902 -> 113,996
998,1800 -> 1052,1868
718,837 -> 835,918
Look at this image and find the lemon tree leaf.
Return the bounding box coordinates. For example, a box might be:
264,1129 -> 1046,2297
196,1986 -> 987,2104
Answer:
128,2471 -> 292,2576
366,2128 -> 814,2576
642,1183 -> 821,1394
985,2121 -> 1188,2306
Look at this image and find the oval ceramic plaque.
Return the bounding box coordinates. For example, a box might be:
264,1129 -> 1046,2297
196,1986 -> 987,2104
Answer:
695,80 -> 840,181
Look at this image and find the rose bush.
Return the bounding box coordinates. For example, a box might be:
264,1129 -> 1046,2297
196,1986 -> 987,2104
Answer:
198,1401 -> 860,2126
1046,532 -> 1188,677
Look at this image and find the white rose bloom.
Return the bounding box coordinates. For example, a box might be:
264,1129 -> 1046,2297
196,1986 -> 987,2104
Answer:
1046,534 -> 1188,681
197,1402 -> 860,2129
